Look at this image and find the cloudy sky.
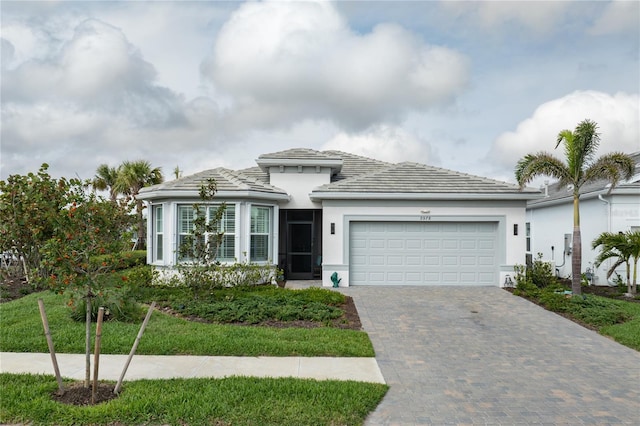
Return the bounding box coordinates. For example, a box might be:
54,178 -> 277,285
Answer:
1,0 -> 638,185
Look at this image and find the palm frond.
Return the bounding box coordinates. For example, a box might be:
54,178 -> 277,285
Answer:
582,152 -> 635,192
514,152 -> 569,188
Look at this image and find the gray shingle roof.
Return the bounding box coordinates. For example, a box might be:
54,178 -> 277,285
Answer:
323,150 -> 391,182
314,162 -> 535,195
139,148 -> 544,201
138,167 -> 287,198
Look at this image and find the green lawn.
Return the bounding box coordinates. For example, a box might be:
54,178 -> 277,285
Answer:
0,373 -> 388,426
0,279 -> 384,425
0,291 -> 374,357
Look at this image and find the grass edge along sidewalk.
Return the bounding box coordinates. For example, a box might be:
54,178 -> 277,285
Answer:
0,373 -> 389,426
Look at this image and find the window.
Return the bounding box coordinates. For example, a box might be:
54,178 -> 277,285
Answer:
526,222 -> 531,252
212,205 -> 235,261
177,204 -> 235,262
153,205 -> 163,261
177,205 -> 195,260
251,206 -> 271,262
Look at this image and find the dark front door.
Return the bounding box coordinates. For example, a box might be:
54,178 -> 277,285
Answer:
279,209 -> 322,280
287,222 -> 313,279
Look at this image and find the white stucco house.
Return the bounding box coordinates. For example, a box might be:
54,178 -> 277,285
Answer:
138,148 -> 541,287
525,151 -> 640,284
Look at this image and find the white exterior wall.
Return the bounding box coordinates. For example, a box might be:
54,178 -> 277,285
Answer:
267,166 -> 330,209
320,199 -> 527,287
527,192 -> 640,284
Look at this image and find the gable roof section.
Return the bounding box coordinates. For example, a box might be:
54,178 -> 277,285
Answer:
311,162 -> 540,201
138,167 -> 289,201
528,151 -> 640,208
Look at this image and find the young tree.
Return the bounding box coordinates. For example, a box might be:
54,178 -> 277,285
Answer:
592,232 -> 632,291
515,119 -> 634,295
593,231 -> 640,295
115,160 -> 163,250
177,179 -> 226,293
0,164 -> 74,282
42,193 -> 133,387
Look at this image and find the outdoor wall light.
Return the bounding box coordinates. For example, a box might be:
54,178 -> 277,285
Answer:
331,223 -> 335,234
513,224 -> 518,235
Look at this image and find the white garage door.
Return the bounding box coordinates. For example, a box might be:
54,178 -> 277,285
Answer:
350,221 -> 499,286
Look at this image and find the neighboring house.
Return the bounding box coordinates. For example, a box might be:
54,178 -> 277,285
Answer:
138,148 -> 541,287
525,151 -> 640,284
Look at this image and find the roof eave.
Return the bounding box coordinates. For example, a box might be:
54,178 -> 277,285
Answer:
310,191 -> 542,202
138,189 -> 290,202
256,158 -> 343,174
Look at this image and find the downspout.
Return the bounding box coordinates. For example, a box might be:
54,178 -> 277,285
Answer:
598,194 -> 611,233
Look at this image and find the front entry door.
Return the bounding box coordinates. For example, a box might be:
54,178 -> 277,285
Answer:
287,222 -> 313,279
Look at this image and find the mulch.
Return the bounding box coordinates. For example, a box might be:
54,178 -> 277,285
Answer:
52,382 -> 119,406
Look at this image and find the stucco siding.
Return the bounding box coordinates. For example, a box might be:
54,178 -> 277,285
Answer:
527,193 -> 640,283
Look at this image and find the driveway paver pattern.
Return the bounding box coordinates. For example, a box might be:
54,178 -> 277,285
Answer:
342,286 -> 640,425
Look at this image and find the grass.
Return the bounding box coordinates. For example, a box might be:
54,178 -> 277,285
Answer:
0,373 -> 388,426
0,291 -> 375,357
513,284 -> 640,351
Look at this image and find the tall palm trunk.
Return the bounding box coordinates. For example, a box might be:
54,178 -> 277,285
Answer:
571,194 -> 582,295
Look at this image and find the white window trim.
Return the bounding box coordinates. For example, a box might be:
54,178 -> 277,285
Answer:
248,203 -> 274,264
152,204 -> 164,263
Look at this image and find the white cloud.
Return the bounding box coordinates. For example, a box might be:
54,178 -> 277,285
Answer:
489,90 -> 640,175
205,0 -> 469,130
589,0 -> 640,35
322,125 -> 434,165
440,1 -> 571,36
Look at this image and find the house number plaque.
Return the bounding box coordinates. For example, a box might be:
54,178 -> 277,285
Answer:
419,215 -> 431,221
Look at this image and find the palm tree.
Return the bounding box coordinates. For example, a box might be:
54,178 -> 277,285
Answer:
629,231 -> 640,295
592,232 -> 632,293
92,164 -> 120,202
116,160 -> 164,249
515,119 -> 634,295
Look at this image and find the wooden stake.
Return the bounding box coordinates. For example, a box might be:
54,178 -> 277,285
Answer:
114,302 -> 155,394
37,299 -> 64,394
92,307 -> 104,404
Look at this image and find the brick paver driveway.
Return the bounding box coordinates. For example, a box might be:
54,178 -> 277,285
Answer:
342,286 -> 640,425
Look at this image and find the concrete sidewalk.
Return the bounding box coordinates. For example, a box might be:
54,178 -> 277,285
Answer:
0,352 -> 385,383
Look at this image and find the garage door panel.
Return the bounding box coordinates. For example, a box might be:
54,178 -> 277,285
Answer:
350,221 -> 498,286
370,239 -> 385,249
424,240 -> 440,249
407,239 -> 422,249
442,239 -> 458,249
388,239 -> 404,249
460,239 -> 477,249
424,256 -> 440,265
460,256 -> 477,265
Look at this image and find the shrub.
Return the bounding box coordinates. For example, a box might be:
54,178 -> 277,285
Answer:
69,289 -> 143,323
566,296 -> 630,327
513,253 -> 558,291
